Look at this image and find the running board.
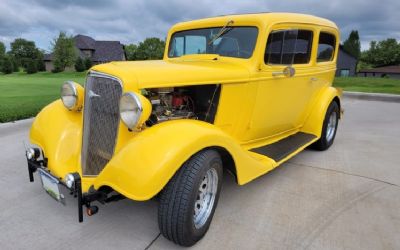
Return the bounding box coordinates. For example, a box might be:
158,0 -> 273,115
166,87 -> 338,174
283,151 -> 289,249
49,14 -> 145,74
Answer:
250,132 -> 317,162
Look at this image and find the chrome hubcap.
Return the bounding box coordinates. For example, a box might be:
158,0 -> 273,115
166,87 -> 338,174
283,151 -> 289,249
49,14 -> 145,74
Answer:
193,168 -> 218,229
326,111 -> 337,142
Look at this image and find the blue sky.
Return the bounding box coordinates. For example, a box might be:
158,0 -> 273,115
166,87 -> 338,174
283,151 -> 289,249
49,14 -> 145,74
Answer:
0,0 -> 398,52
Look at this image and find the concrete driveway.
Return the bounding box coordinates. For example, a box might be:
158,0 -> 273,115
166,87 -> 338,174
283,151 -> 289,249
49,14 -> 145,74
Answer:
0,98 -> 399,250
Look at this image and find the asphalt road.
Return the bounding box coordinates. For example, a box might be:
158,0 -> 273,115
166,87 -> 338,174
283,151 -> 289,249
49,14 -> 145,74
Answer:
0,98 -> 399,250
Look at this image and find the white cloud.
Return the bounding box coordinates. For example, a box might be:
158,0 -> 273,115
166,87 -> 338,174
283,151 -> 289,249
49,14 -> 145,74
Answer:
0,0 -> 398,51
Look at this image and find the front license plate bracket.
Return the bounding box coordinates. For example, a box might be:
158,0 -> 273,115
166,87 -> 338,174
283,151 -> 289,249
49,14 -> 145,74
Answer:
38,168 -> 66,205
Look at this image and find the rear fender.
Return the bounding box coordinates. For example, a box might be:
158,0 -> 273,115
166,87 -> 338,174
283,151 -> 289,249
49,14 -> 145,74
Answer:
301,87 -> 341,136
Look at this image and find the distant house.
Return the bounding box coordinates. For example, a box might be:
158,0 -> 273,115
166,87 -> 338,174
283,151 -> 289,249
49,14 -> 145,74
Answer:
358,65 -> 400,79
336,45 -> 357,77
44,34 -> 126,71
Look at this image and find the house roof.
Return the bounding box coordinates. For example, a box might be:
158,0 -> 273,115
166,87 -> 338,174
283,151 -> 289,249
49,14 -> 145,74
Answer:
339,45 -> 357,60
44,34 -> 125,63
74,34 -> 96,50
92,41 -> 125,62
43,53 -> 52,61
359,65 -> 400,74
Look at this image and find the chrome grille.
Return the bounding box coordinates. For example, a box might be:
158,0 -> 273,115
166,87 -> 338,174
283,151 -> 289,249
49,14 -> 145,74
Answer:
81,72 -> 122,176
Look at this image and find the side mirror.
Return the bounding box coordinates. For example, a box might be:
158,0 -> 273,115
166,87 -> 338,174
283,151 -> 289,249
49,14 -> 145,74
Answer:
272,66 -> 296,77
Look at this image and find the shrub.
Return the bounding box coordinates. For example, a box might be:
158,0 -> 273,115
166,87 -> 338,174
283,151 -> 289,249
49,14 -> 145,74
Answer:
1,56 -> 13,74
26,59 -> 38,74
12,58 -> 19,72
37,59 -> 46,72
74,57 -> 85,72
84,57 -> 92,70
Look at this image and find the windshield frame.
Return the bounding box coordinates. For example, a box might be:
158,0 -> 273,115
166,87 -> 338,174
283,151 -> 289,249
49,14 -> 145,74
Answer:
167,26 -> 259,59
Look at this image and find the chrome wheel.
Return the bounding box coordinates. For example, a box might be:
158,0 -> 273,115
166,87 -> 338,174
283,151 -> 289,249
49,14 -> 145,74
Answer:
193,168 -> 218,229
326,111 -> 337,142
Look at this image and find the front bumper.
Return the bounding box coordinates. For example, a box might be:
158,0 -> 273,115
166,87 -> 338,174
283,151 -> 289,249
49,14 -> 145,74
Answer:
27,157 -> 86,222
26,153 -> 123,222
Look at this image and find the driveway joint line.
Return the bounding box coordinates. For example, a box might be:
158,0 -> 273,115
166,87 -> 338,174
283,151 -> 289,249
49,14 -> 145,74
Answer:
144,232 -> 161,250
288,162 -> 400,188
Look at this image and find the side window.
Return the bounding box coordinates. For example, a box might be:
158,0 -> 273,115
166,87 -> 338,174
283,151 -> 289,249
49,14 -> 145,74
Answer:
317,32 -> 336,62
265,29 -> 313,65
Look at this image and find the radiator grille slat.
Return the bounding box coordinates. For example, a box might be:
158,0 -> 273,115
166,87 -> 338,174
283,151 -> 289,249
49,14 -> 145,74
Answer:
81,74 -> 122,176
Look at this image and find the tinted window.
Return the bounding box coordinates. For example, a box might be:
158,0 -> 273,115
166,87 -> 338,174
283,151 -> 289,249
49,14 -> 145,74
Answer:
265,29 -> 313,65
168,27 -> 258,59
317,32 -> 336,62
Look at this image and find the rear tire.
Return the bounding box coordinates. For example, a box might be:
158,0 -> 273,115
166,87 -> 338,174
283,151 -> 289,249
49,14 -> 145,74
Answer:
158,149 -> 223,247
311,101 -> 339,151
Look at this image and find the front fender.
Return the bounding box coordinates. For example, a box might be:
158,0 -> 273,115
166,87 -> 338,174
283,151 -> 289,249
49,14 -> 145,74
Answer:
93,120 -> 274,201
29,100 -> 92,189
301,86 -> 342,136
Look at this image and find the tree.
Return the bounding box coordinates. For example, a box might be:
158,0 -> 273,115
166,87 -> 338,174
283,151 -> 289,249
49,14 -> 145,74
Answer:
10,38 -> 40,68
11,56 -> 19,72
361,38 -> 400,67
1,56 -> 13,74
26,58 -> 38,74
84,57 -> 92,70
52,32 -> 77,72
135,38 -> 165,60
36,50 -> 46,71
125,44 -> 138,60
0,41 -> 5,59
343,30 -> 361,60
74,57 -> 85,72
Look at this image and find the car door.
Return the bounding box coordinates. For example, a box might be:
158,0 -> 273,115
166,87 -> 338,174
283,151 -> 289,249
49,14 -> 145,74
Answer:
247,24 -> 318,140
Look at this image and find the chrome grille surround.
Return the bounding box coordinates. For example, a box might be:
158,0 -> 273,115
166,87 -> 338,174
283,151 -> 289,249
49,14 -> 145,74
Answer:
81,71 -> 123,176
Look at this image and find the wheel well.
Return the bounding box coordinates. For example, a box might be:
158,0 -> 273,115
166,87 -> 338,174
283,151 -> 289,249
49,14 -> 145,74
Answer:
332,96 -> 341,118
211,146 -> 238,183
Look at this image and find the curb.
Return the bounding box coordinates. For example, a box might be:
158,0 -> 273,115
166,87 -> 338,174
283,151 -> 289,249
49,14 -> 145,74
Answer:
343,92 -> 400,103
0,118 -> 34,136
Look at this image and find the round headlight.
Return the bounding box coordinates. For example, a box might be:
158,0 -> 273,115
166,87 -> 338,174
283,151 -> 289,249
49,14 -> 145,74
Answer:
61,81 -> 78,110
119,92 -> 143,129
26,147 -> 40,160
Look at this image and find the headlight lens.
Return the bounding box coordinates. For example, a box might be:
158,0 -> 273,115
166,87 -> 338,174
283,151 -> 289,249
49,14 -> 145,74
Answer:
61,81 -> 78,110
26,147 -> 40,160
64,173 -> 75,188
119,92 -> 143,129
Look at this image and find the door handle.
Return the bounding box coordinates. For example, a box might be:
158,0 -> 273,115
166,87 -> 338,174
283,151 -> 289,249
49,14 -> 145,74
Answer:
310,77 -> 318,82
272,66 -> 296,77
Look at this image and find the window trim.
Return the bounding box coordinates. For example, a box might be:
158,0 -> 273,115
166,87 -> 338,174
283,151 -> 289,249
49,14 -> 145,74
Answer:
264,28 -> 314,66
316,31 -> 337,63
167,26 -> 259,59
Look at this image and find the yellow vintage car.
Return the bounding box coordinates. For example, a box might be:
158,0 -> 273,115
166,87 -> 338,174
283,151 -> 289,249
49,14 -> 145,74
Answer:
26,12 -> 341,246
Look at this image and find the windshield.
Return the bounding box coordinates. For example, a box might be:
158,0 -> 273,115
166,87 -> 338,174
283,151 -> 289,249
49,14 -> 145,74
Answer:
168,26 -> 258,59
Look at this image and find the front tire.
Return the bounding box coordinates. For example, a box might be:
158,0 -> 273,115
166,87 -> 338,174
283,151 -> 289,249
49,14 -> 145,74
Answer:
158,149 -> 223,247
311,101 -> 339,150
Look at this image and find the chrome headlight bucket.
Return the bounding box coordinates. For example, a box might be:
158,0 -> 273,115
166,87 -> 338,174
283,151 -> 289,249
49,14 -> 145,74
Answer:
61,81 -> 83,111
64,173 -> 75,189
119,92 -> 151,130
26,147 -> 40,160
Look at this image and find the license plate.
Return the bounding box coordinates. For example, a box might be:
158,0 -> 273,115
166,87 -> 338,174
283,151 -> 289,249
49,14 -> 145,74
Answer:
38,169 -> 65,205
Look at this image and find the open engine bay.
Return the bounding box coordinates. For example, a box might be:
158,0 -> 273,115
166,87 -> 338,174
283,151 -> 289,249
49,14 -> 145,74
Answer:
142,84 -> 221,126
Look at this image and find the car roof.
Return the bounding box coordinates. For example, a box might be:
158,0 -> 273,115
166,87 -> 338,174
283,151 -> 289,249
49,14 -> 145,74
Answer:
171,12 -> 338,31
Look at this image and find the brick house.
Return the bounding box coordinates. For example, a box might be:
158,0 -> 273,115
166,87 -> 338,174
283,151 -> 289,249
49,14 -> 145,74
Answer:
44,34 -> 126,71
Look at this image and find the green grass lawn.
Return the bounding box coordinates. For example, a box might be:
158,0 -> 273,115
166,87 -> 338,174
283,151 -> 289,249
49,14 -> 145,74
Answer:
333,77 -> 400,95
1,72 -> 399,123
0,72 -> 86,122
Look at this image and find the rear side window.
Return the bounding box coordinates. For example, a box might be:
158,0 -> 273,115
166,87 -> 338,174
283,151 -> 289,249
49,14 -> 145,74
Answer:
317,32 -> 336,62
265,29 -> 313,65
